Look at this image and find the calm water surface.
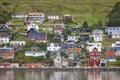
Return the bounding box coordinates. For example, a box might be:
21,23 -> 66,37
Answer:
0,71 -> 120,80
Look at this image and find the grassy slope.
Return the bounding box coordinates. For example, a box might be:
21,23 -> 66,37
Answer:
0,0 -> 120,25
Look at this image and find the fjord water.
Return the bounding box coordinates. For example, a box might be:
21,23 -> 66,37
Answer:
0,71 -> 120,80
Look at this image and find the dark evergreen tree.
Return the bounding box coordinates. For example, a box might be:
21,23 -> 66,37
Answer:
81,21 -> 90,32
107,2 -> 120,27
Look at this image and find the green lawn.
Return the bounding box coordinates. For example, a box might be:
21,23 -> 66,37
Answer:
0,0 -> 119,26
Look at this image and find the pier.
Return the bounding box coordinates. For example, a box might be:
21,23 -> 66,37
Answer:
0,67 -> 120,72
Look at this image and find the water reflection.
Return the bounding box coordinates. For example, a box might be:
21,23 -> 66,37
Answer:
0,70 -> 120,80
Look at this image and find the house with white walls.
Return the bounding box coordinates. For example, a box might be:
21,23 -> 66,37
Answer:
67,35 -> 79,42
92,29 -> 103,42
54,56 -> 62,68
106,27 -> 120,38
48,14 -> 59,20
87,42 -> 102,52
25,51 -> 47,57
0,33 -> 13,44
27,23 -> 39,31
10,41 -> 26,46
47,42 -> 61,52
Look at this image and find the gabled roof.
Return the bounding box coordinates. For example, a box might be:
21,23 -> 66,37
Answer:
53,34 -> 64,39
89,52 -> 101,56
28,23 -> 38,26
28,12 -> 44,15
92,29 -> 103,35
25,51 -> 47,54
27,28 -> 46,39
79,35 -> 89,41
0,33 -> 13,38
0,24 -> 12,31
61,43 -> 81,49
47,42 -> 60,47
106,51 -> 116,56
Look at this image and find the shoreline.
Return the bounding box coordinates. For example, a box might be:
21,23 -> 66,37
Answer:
0,67 -> 120,72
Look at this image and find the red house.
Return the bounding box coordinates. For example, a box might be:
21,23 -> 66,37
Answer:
88,47 -> 101,67
62,14 -> 74,21
106,51 -> 116,62
25,63 -> 42,68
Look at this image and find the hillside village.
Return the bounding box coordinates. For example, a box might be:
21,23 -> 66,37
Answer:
0,2 -> 120,68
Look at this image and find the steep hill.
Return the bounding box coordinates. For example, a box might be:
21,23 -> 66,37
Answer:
0,0 -> 120,25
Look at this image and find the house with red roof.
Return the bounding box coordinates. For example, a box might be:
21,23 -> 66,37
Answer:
106,51 -> 116,62
88,47 -> 101,67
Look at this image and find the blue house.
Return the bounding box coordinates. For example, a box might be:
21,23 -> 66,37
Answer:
79,35 -> 89,42
106,27 -> 120,38
69,27 -> 80,32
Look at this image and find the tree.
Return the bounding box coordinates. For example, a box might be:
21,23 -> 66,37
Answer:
1,2 -> 10,6
107,2 -> 120,27
60,52 -> 68,58
97,21 -> 103,29
81,21 -> 90,32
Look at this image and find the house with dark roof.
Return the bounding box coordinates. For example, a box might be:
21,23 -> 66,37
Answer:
47,42 -> 61,52
27,23 -> 39,31
0,24 -> 12,32
61,43 -> 84,53
0,33 -> 13,44
106,27 -> 120,38
53,34 -> 64,42
27,28 -> 47,42
79,35 -> 89,42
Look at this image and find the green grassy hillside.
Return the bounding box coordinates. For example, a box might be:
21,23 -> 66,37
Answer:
0,0 -> 120,25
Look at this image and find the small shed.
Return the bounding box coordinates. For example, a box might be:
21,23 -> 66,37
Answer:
100,59 -> 106,67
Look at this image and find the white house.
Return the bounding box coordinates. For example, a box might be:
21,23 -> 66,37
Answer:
25,51 -> 47,57
106,27 -> 120,38
108,41 -> 120,55
41,27 -> 53,31
47,42 -> 61,52
87,43 -> 102,52
111,32 -> 120,38
0,37 -> 9,44
54,56 -> 62,68
10,41 -> 26,46
27,12 -> 45,23
27,23 -> 39,31
11,14 -> 27,19
92,29 -> 103,42
48,14 -> 59,20
0,47 -> 14,59
54,22 -> 65,34
0,34 -> 12,44
67,35 -> 79,42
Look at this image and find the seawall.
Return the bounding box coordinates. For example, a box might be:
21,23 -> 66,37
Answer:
0,67 -> 120,72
